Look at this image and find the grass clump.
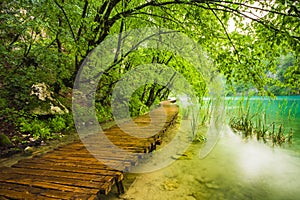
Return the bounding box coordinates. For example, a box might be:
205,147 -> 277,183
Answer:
228,96 -> 295,147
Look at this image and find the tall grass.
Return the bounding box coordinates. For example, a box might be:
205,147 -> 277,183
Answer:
191,99 -> 212,143
177,98 -> 212,143
228,96 -> 294,147
179,95 -> 296,146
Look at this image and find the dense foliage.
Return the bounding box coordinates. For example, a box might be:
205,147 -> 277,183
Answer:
0,0 -> 299,150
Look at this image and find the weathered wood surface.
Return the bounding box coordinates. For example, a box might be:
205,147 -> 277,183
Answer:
0,104 -> 178,199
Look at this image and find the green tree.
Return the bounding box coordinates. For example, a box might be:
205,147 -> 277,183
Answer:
1,0 -> 299,134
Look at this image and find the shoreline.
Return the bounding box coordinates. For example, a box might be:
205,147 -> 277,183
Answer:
101,126 -> 300,200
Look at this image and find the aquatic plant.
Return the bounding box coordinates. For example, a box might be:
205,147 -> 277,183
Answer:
200,99 -> 212,126
190,107 -> 200,139
228,96 -> 294,147
190,99 -> 213,143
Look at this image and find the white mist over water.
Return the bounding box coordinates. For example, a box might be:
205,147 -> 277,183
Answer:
206,125 -> 300,199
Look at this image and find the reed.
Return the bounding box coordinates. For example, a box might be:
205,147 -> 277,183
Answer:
200,99 -> 212,126
228,96 -> 294,147
190,99 -> 212,143
190,105 -> 200,139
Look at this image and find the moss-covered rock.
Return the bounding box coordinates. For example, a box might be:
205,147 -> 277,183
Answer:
0,134 -> 12,147
29,82 -> 69,115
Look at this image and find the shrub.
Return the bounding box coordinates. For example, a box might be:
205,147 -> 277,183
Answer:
18,117 -> 52,140
49,115 -> 66,133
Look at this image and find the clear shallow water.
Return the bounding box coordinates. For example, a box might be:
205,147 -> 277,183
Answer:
103,97 -> 300,200
118,126 -> 300,200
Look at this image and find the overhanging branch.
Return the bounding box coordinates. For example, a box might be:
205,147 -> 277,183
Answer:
207,3 -> 242,65
215,3 -> 300,42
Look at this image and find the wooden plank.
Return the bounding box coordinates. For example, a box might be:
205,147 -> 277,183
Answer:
0,173 -> 114,193
1,166 -> 121,182
0,188 -> 55,200
0,196 -> 9,200
13,159 -> 133,174
38,154 -> 134,169
47,148 -> 141,162
18,156 -> 131,171
11,162 -> 123,181
55,139 -> 154,153
0,177 -> 100,194
0,182 -> 96,200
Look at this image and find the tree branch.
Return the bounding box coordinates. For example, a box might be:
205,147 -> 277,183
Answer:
214,3 -> 300,42
77,0 -> 89,42
114,1 -> 126,63
53,0 -> 76,42
90,30 -> 179,81
206,3 -> 242,64
108,0 -> 213,26
215,1 -> 299,18
131,11 -> 181,24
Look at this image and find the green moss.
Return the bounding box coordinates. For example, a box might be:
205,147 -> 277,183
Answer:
0,134 -> 12,147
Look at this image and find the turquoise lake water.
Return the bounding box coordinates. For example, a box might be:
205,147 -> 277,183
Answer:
225,95 -> 300,152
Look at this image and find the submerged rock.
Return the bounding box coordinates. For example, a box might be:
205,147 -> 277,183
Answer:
171,152 -> 193,160
205,182 -> 220,189
161,179 -> 179,191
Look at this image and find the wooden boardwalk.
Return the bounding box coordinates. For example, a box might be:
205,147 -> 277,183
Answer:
0,103 -> 178,199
